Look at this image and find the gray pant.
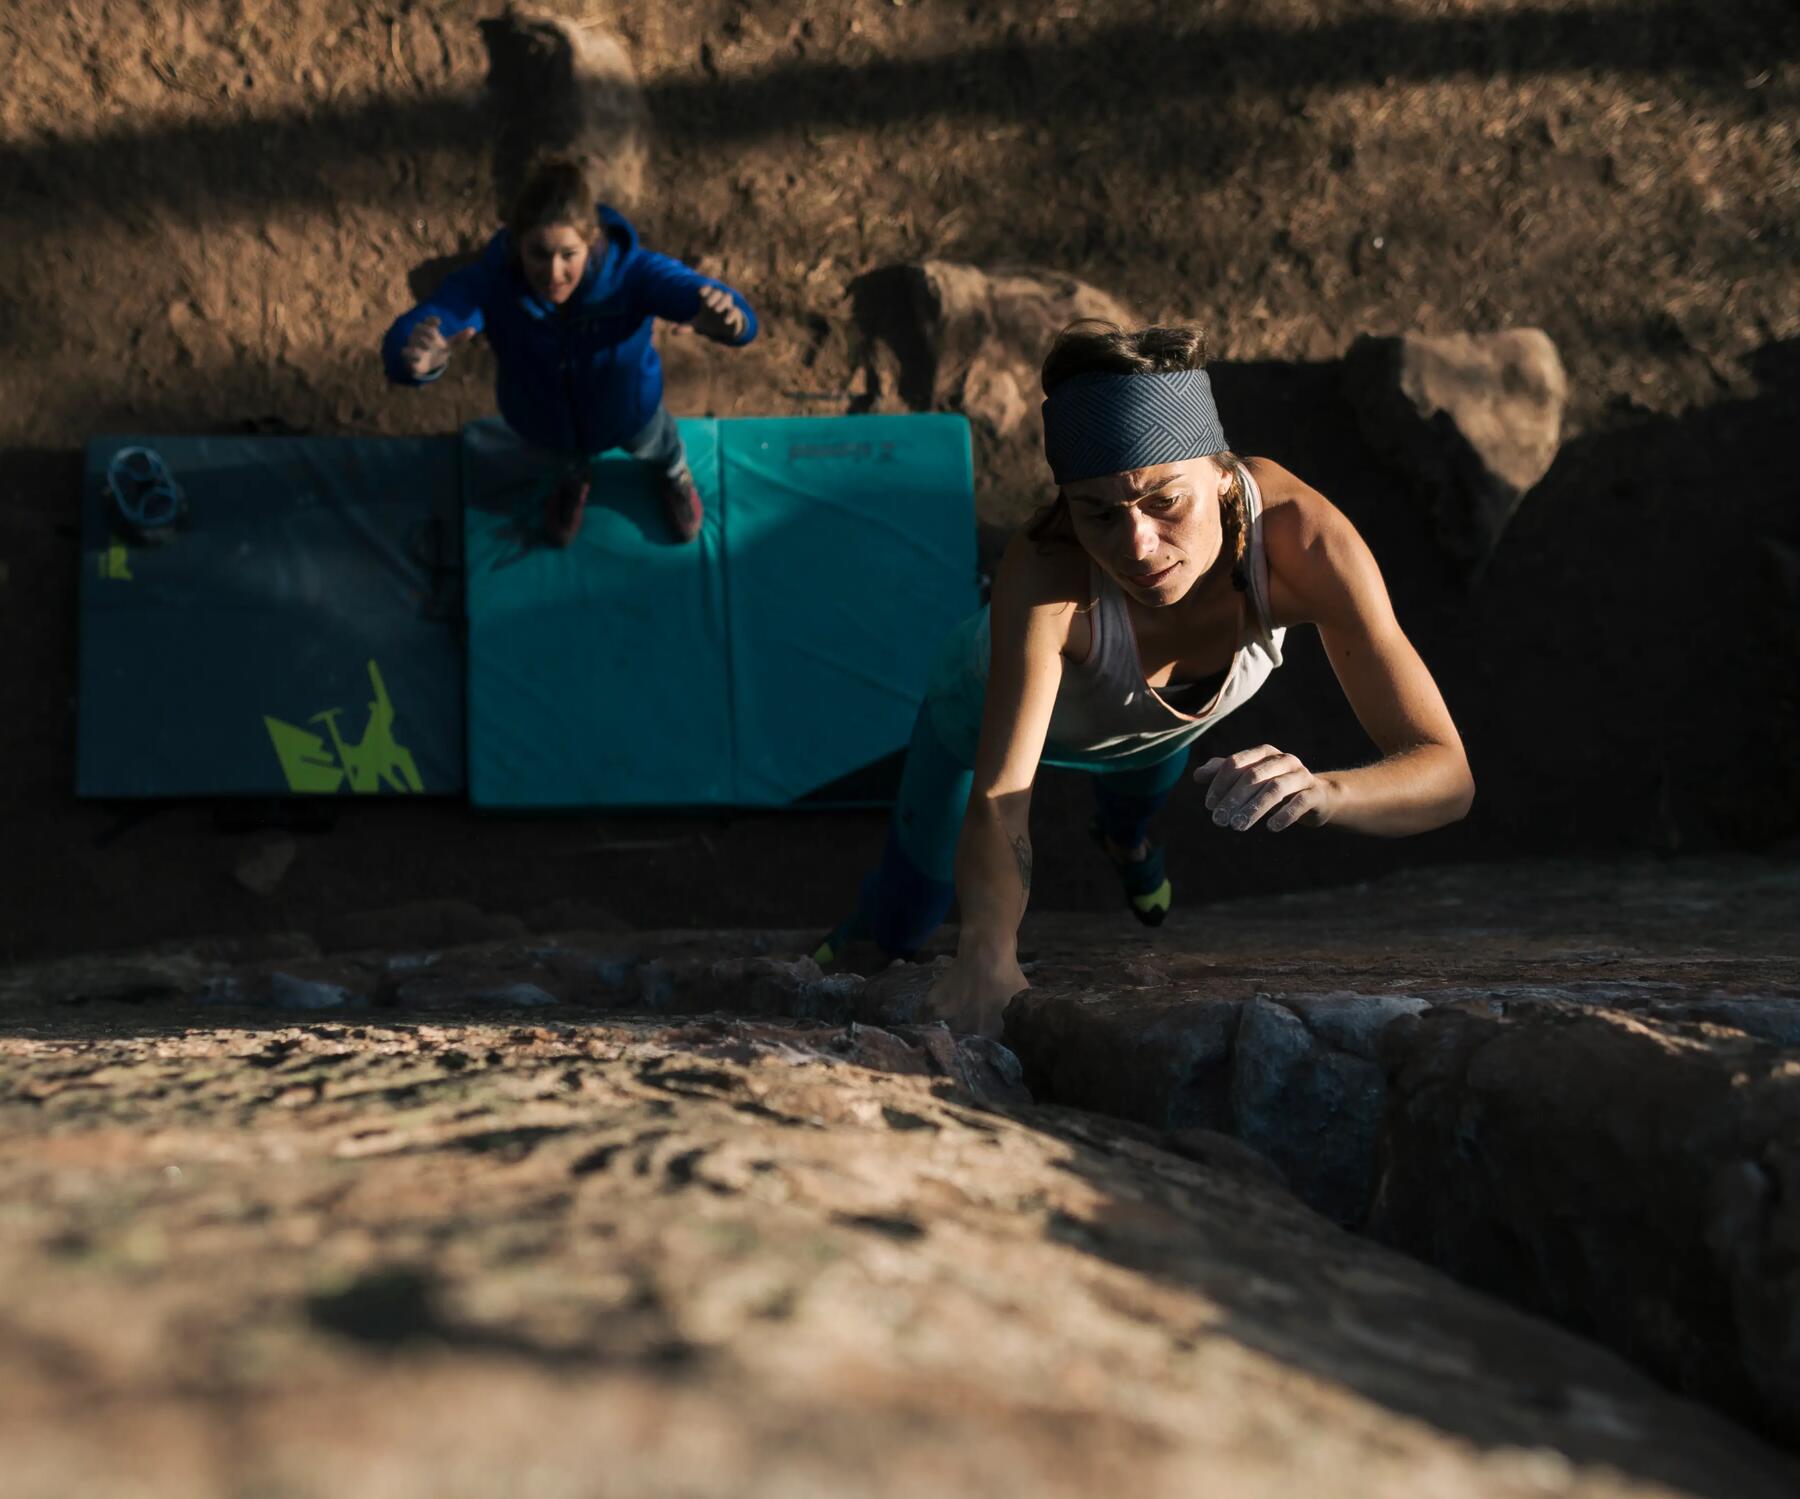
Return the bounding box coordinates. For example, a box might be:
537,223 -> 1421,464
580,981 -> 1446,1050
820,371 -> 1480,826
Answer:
614,405 -> 686,479
462,413 -> 689,518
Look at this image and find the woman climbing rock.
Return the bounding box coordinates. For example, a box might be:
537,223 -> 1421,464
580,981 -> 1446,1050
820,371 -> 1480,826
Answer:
817,320 -> 1475,1036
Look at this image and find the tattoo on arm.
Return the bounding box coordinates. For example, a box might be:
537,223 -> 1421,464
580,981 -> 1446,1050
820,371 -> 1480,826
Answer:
1011,834 -> 1033,900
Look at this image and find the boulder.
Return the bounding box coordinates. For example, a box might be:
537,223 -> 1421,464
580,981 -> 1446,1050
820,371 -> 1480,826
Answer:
1005,986 -> 1245,1134
849,260 -> 1137,440
1344,329 -> 1568,568
1008,986 -> 1423,1224
479,8 -> 647,212
1229,995 -> 1388,1226
1371,1003 -> 1800,1444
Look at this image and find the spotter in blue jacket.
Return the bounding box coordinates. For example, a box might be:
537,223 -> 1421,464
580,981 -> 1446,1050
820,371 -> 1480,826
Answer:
380,204 -> 757,457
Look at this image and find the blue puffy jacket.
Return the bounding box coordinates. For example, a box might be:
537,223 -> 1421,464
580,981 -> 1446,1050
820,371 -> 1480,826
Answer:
380,205 -> 757,455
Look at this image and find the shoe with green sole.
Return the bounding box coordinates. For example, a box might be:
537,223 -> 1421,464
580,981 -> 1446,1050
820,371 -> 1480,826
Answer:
811,914 -> 917,969
1089,817 -> 1172,926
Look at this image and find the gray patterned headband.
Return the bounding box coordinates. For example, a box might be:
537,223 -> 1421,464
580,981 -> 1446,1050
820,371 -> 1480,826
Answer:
1041,369 -> 1228,485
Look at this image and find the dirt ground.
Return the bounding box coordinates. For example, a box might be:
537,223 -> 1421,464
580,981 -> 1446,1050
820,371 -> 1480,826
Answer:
2,0 -> 1799,962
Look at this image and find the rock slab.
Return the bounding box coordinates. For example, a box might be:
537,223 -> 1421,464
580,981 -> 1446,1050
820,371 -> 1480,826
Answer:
2,1016 -> 1796,1498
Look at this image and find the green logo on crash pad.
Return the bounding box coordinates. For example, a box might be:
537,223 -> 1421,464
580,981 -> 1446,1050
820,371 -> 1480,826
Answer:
264,660 -> 424,795
97,533 -> 133,581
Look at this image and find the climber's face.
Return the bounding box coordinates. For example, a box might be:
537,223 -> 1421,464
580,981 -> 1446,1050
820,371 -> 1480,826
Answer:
1063,456 -> 1231,606
520,224 -> 592,305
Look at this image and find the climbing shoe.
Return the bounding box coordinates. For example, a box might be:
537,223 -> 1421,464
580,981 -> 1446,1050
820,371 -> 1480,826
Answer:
659,465 -> 704,543
810,914 -> 913,970
1090,817 -> 1173,927
810,920 -> 852,967
544,472 -> 590,548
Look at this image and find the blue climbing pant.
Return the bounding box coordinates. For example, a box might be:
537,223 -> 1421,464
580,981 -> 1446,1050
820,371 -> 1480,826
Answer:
855,705 -> 1190,955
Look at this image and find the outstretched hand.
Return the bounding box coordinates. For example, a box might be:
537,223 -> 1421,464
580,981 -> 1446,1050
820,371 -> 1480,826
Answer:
688,285 -> 747,342
923,949 -> 1029,1040
1193,745 -> 1337,832
402,316 -> 476,378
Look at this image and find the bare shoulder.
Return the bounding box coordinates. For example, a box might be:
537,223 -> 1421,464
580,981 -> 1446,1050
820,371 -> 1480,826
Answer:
993,524 -> 1090,610
987,521 -> 1088,656
1241,457 -> 1382,626
1242,457 -> 1344,549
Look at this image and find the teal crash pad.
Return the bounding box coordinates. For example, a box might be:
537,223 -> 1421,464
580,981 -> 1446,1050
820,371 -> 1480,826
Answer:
464,413 -> 977,809
77,434 -> 465,799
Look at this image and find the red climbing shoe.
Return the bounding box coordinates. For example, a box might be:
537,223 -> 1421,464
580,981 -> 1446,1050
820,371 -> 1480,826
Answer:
659,466 -> 704,543
544,473 -> 590,548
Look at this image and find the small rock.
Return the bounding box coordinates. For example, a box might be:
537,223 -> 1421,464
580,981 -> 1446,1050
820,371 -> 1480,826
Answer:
488,982 -> 558,1008
265,972 -> 357,1011
234,838 -> 296,896
852,957 -> 947,1027
383,952 -> 441,973
591,957 -> 637,990
1277,990 -> 1433,1060
378,967 -> 563,1011
1344,329 -> 1568,569
951,1034 -> 1031,1105
836,1022 -> 933,1077
886,1022 -> 1032,1107
197,975 -> 243,1006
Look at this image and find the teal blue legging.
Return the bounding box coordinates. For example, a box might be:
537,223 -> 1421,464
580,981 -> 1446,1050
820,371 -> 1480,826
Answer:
855,706 -> 1190,955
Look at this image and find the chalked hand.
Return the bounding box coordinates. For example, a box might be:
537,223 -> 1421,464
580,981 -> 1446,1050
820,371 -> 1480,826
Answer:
689,285 -> 747,342
1193,744 -> 1336,832
402,316 -> 476,378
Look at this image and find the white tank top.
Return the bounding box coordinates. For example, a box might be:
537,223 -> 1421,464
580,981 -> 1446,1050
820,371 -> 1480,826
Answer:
923,467 -> 1287,770
1040,466 -> 1286,765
